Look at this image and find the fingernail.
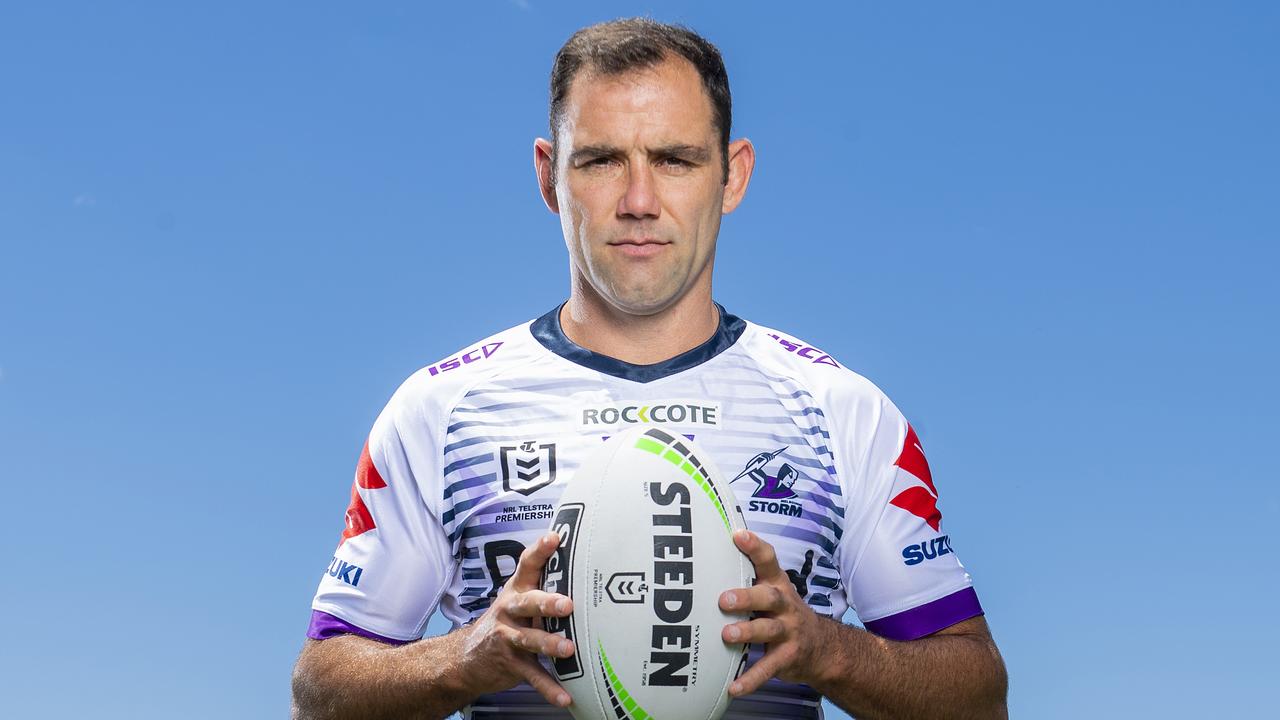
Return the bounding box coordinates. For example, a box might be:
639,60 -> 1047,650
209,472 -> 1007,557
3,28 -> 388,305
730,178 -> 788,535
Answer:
556,598 -> 570,614
558,639 -> 572,655
726,626 -> 740,641
558,692 -> 571,706
724,592 -> 736,608
730,682 -> 742,695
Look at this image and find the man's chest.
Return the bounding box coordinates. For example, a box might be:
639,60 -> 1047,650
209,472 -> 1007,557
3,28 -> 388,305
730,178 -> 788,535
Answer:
436,380 -> 849,619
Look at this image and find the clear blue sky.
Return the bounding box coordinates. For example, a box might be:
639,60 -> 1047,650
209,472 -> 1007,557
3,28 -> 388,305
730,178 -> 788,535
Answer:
2,2 -> 1277,718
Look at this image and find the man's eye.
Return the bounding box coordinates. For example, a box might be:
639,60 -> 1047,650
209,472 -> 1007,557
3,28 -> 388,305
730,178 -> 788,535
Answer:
586,157 -> 616,167
659,157 -> 692,168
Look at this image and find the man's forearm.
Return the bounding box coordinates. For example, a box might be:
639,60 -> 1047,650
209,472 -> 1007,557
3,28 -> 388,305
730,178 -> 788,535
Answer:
294,534 -> 579,719
809,616 -> 1007,720
292,631 -> 476,720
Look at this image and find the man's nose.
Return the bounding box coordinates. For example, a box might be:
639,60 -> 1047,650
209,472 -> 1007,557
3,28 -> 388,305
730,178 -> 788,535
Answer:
617,162 -> 660,220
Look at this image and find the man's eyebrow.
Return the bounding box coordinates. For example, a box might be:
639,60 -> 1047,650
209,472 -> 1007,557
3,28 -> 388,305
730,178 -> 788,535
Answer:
568,145 -> 623,162
652,144 -> 711,161
569,144 -> 713,163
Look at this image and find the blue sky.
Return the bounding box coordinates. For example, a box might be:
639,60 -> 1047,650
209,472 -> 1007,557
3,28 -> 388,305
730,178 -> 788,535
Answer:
2,2 -> 1277,718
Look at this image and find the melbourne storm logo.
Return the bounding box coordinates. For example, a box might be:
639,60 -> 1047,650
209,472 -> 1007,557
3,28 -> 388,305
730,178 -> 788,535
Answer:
732,448 -> 803,518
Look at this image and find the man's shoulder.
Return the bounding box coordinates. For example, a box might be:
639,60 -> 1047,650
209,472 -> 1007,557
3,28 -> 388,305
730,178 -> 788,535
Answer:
383,317 -> 548,418
738,317 -> 891,408
737,317 -> 909,478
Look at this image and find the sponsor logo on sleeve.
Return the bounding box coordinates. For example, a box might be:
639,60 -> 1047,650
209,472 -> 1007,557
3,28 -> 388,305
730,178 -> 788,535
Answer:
339,441 -> 387,547
326,556 -> 365,587
901,535 -> 953,566
888,424 -> 943,531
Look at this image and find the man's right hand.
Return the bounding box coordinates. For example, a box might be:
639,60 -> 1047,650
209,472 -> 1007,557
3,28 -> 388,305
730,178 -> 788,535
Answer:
456,531 -> 576,708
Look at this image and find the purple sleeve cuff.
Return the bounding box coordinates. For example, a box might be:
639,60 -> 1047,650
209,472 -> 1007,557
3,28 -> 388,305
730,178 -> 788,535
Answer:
306,610 -> 410,645
863,587 -> 984,641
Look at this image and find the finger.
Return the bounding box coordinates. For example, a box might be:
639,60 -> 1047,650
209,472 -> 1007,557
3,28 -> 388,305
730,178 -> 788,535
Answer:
511,532 -> 563,589
733,530 -> 784,581
722,617 -> 785,645
720,582 -> 788,614
729,646 -> 790,697
501,623 -> 577,658
505,589 -> 573,619
517,655 -> 573,708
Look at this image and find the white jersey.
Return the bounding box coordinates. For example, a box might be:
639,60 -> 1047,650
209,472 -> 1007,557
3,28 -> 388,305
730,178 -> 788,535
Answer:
308,305 -> 982,719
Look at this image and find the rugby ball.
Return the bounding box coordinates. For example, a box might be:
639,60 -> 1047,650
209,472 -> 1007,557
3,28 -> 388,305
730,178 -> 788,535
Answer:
542,426 -> 752,720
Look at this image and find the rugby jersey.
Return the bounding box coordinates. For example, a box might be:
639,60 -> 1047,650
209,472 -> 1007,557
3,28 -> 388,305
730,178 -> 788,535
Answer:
307,304 -> 982,719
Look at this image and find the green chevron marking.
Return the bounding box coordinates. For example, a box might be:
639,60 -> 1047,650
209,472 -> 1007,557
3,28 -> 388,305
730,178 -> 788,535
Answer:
635,437 -> 664,456
634,437 -> 732,533
599,642 -> 652,720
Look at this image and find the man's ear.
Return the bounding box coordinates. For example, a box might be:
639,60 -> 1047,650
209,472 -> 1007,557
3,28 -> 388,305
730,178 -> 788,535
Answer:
534,138 -> 559,214
721,138 -> 756,215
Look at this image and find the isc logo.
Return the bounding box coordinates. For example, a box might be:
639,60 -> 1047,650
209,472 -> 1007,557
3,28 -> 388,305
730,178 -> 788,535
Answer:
766,333 -> 840,367
425,342 -> 503,376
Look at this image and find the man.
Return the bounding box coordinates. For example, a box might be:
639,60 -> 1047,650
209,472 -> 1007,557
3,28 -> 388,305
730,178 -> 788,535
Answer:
293,18 -> 1007,720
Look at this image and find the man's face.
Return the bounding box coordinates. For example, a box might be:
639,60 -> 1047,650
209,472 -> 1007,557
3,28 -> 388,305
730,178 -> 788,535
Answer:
538,58 -> 745,316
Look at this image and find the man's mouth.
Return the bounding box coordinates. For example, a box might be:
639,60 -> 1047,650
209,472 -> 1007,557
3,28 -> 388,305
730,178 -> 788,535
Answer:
609,239 -> 670,257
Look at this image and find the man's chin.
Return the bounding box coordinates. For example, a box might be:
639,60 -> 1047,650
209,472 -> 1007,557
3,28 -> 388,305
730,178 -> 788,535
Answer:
600,290 -> 681,318
605,299 -> 670,317
575,270 -> 693,317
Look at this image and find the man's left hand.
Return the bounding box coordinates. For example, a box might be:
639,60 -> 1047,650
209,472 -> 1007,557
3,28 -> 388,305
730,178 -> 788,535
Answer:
720,529 -> 829,697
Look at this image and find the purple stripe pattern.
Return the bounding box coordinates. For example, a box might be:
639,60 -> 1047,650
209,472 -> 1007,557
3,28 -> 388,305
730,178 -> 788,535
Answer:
306,610 -> 409,645
864,587 -> 983,641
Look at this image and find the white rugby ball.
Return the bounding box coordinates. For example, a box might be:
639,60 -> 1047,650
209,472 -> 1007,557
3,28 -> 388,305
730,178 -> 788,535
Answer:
542,425 -> 752,720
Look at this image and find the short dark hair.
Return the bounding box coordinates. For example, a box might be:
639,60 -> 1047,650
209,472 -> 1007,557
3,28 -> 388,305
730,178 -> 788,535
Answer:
548,18 -> 732,182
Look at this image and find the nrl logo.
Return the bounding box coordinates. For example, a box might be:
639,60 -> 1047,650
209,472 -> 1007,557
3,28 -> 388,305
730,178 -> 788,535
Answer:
605,572 -> 648,604
499,441 -> 557,496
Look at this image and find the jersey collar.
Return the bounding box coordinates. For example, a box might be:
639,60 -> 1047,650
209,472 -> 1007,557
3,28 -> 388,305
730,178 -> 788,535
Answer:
530,302 -> 747,383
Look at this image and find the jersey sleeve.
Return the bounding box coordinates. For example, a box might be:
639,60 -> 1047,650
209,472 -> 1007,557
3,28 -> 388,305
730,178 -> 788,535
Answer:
837,398 -> 982,640
307,379 -> 457,644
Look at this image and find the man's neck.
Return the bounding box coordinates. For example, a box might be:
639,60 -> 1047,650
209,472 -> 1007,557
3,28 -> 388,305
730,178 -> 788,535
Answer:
560,289 -> 720,366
